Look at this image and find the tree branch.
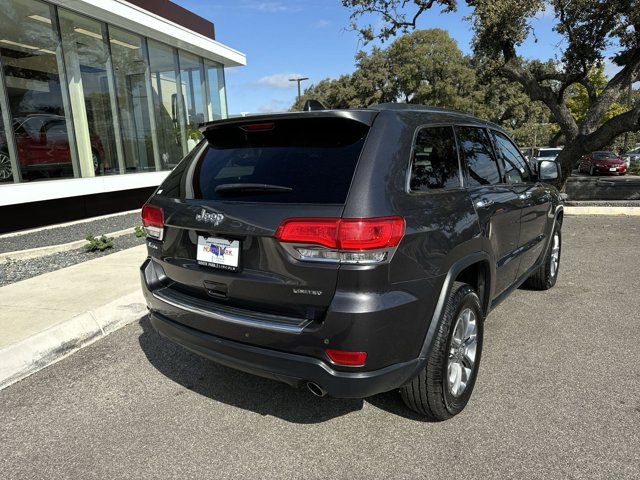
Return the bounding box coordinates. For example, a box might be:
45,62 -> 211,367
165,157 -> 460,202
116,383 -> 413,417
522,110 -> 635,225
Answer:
580,50 -> 640,133
581,104 -> 640,152
500,48 -> 580,141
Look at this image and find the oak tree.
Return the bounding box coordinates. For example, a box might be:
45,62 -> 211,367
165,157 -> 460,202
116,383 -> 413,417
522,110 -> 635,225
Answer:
342,0 -> 640,183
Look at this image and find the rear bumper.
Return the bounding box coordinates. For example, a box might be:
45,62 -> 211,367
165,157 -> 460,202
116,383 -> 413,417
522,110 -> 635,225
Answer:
140,256 -> 429,398
149,311 -> 421,398
595,165 -> 627,174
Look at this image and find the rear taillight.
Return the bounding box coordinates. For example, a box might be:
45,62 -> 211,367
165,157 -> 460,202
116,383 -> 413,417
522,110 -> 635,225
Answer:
141,204 -> 164,240
275,218 -> 340,248
275,216 -> 405,264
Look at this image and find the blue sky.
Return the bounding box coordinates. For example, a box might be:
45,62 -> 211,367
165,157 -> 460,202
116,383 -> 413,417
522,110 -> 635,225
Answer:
173,1 -> 569,115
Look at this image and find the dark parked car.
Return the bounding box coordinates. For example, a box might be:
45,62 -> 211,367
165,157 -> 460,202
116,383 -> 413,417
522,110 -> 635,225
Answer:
578,151 -> 628,176
0,114 -> 106,180
140,104 -> 563,420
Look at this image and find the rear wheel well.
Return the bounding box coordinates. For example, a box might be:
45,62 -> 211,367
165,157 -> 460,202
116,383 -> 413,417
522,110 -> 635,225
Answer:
454,261 -> 490,315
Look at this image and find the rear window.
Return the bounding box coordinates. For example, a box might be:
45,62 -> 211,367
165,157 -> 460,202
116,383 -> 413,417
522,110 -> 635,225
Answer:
538,149 -> 562,157
164,117 -> 369,204
593,152 -> 614,159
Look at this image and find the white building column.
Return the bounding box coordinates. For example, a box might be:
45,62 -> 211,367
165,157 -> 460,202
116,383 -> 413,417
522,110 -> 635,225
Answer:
59,17 -> 95,178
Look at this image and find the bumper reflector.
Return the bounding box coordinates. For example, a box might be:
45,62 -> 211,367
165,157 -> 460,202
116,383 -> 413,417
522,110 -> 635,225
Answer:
325,349 -> 367,367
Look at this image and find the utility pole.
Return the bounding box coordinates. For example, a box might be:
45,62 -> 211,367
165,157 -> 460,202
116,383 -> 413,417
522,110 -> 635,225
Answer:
289,76 -> 309,103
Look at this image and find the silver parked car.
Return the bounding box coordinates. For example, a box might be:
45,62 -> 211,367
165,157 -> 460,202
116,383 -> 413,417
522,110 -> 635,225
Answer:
621,146 -> 640,169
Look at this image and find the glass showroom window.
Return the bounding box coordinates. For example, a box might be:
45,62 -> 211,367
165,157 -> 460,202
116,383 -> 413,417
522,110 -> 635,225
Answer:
59,9 -> 122,177
109,27 -> 157,172
148,40 -> 186,169
205,60 -> 227,121
0,103 -> 13,182
0,0 -> 76,182
178,51 -> 207,150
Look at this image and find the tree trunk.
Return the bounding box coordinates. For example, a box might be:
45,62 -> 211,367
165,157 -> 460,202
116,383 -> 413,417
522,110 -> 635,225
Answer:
554,144 -> 581,186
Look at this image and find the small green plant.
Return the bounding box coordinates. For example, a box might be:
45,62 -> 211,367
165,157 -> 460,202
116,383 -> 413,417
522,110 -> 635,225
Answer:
85,234 -> 114,252
134,225 -> 146,238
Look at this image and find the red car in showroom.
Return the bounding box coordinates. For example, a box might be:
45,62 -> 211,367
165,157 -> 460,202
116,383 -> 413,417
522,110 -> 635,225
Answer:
578,151 -> 628,176
0,114 -> 106,181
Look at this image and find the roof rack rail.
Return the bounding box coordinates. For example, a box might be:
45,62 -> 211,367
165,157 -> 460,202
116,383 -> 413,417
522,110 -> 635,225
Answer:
369,102 -> 478,117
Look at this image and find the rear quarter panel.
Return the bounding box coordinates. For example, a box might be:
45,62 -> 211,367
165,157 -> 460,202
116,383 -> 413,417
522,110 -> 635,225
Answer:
339,111 -> 482,363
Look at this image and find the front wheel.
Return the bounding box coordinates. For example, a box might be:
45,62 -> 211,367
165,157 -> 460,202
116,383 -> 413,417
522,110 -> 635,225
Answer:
400,282 -> 483,421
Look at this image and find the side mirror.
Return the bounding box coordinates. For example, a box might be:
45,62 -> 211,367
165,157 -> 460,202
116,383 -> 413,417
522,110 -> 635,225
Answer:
538,160 -> 560,181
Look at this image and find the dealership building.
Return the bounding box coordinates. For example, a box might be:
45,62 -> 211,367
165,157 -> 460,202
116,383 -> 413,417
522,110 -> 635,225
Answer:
0,0 -> 245,232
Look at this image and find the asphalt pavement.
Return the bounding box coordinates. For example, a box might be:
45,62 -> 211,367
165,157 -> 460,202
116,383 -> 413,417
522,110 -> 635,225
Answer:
1,216 -> 639,479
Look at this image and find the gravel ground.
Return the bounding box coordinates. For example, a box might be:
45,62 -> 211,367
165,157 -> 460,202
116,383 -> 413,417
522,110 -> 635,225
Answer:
566,200 -> 640,206
0,211 -> 141,254
1,216 -> 639,479
0,233 -> 145,287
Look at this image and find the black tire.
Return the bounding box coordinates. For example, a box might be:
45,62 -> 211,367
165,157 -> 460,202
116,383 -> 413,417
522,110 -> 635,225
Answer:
524,224 -> 561,290
400,282 -> 483,421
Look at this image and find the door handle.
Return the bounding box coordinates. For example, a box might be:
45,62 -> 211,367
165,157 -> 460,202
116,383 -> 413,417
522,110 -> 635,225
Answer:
475,199 -> 494,209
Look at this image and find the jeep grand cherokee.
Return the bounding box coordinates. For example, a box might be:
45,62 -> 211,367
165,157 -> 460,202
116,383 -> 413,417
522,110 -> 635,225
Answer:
140,104 -> 563,420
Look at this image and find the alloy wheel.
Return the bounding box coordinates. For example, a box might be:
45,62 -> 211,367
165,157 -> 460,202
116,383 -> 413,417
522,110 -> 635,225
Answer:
447,307 -> 478,397
0,152 -> 12,181
550,232 -> 560,278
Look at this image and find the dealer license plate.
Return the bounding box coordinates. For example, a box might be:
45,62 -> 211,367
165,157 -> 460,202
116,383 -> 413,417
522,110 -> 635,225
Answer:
196,236 -> 240,271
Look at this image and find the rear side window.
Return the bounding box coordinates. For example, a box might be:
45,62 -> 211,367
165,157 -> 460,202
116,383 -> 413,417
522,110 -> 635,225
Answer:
492,130 -> 531,183
164,117 -> 369,204
409,126 -> 460,192
456,126 -> 501,187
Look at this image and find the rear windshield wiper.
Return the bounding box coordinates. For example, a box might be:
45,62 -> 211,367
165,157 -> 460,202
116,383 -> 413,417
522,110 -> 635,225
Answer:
214,183 -> 293,195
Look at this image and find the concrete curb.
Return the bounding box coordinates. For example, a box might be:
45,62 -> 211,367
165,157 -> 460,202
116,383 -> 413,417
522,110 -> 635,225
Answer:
564,206 -> 640,216
0,290 -> 146,391
0,228 -> 138,264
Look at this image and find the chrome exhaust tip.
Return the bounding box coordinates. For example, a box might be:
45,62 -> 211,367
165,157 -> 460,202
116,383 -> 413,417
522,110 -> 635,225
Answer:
306,381 -> 327,397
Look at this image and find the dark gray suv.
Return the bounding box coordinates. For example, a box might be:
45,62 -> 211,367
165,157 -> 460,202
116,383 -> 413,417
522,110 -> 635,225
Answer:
140,104 -> 563,420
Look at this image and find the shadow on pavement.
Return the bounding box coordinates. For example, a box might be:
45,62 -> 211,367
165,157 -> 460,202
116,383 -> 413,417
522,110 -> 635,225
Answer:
138,316 -> 368,424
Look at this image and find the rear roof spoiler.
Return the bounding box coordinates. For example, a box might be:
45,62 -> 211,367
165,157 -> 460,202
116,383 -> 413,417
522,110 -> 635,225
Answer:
199,110 -> 378,133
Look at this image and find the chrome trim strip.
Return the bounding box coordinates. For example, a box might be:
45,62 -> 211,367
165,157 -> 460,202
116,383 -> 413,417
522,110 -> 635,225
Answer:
151,289 -> 311,334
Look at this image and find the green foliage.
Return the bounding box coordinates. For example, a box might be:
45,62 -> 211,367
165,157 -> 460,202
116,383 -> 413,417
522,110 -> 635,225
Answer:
566,66 -> 628,125
85,235 -> 114,252
341,0 -> 640,184
134,226 -> 146,238
387,30 -> 482,111
293,29 -> 553,147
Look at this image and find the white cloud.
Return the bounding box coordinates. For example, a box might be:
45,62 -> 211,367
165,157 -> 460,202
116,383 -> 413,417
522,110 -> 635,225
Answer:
243,2 -> 299,13
256,73 -> 304,89
257,99 -> 291,113
314,19 -> 332,29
